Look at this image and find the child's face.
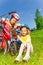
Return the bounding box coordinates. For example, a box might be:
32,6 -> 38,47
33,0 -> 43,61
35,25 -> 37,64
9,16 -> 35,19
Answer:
10,18 -> 17,25
20,27 -> 28,36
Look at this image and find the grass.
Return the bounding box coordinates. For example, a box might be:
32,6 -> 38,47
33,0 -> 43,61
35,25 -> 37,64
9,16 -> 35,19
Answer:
0,29 -> 43,65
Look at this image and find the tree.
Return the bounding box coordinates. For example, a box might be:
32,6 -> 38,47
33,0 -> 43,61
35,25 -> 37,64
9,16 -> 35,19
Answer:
35,9 -> 43,29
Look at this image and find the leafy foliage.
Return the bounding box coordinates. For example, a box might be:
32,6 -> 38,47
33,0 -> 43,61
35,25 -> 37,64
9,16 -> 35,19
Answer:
35,9 -> 43,29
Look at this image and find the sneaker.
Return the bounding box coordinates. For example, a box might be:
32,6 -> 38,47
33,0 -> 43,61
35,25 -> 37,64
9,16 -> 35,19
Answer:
23,58 -> 28,62
23,56 -> 30,62
14,59 -> 20,62
14,57 -> 21,62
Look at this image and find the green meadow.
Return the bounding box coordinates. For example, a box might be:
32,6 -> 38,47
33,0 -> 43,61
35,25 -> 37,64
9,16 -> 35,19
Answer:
0,29 -> 43,65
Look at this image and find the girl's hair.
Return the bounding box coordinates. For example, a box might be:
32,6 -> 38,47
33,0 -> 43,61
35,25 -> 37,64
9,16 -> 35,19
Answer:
20,26 -> 30,34
20,26 -> 30,30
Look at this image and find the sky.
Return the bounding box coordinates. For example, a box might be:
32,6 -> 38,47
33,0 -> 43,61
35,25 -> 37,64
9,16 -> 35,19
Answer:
0,0 -> 43,29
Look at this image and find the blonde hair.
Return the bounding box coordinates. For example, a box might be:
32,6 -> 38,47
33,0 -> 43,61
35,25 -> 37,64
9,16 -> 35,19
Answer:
20,26 -> 30,35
